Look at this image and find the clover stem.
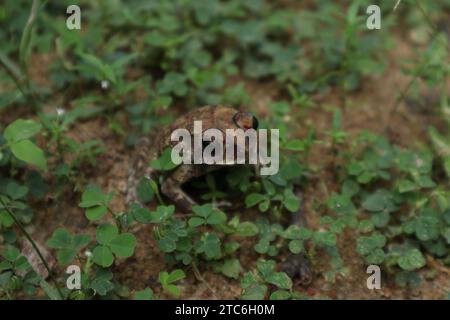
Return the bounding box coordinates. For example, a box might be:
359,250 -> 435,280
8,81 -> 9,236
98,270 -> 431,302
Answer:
55,130 -> 65,164
144,178 -> 165,205
153,184 -> 165,206
192,262 -> 217,298
107,206 -> 122,233
0,197 -> 63,299
386,1 -> 447,133
155,192 -> 164,206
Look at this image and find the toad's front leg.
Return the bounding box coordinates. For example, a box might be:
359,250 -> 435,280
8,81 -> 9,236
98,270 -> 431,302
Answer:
161,164 -> 219,213
160,165 -> 197,213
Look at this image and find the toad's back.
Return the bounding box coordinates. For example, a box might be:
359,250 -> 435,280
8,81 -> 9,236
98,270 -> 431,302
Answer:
156,105 -> 240,153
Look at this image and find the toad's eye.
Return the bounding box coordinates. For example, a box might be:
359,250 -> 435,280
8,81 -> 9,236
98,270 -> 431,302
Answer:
233,112 -> 258,130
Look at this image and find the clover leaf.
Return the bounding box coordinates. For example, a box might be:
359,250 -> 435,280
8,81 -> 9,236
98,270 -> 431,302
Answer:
245,193 -> 267,207
159,269 -> 185,298
156,72 -> 188,97
3,119 -> 47,171
79,185 -> 113,221
356,233 -> 386,256
133,205 -> 175,224
265,271 -> 292,290
398,248 -> 426,271
90,269 -> 114,296
235,221 -> 259,237
134,288 -> 154,300
46,228 -> 91,265
242,283 -> 268,300
189,204 -> 226,227
195,232 -> 221,259
414,214 -> 440,241
362,189 -> 398,213
92,245 -> 114,268
92,224 -> 137,267
313,231 -> 337,247
283,188 -> 300,212
150,148 -> 178,171
221,259 -> 241,279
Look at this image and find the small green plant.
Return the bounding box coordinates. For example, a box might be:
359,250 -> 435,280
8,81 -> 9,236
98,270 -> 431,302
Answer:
0,245 -> 40,299
133,269 -> 186,300
1,119 -> 47,171
78,186 -> 137,268
132,203 -> 226,265
79,185 -> 116,223
46,228 -> 90,265
92,224 -> 137,268
188,203 -> 227,227
159,269 -> 186,298
42,185 -> 139,299
241,259 -> 294,300
133,287 -> 154,300
335,132 -> 450,287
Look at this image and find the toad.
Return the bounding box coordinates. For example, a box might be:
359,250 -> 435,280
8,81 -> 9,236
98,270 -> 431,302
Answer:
126,104 -> 312,285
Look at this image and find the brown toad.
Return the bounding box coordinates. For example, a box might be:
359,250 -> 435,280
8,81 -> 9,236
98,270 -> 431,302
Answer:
126,104 -> 312,285
126,105 -> 258,212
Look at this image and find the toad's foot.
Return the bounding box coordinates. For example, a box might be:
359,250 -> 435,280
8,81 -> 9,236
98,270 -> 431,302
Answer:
160,164 -> 199,213
160,164 -> 222,213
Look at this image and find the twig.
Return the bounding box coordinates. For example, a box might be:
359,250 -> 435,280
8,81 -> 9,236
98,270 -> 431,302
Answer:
192,262 -> 218,299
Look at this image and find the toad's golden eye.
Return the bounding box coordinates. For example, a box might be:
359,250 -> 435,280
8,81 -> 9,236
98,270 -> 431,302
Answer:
232,112 -> 258,130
